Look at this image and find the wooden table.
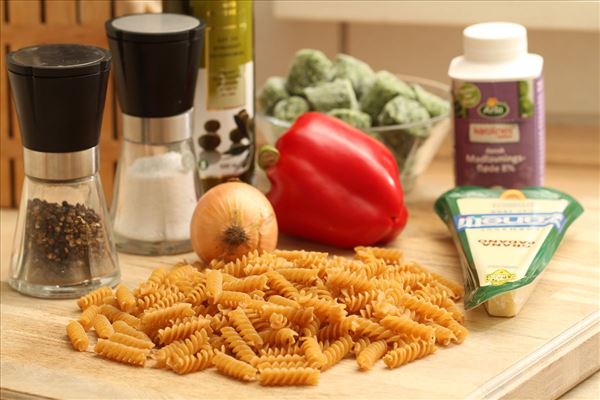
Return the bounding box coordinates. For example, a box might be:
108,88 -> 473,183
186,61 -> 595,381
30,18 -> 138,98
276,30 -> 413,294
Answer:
1,125 -> 599,399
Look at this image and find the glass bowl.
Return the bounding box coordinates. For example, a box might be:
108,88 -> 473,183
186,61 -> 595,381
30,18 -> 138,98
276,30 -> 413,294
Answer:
255,75 -> 452,192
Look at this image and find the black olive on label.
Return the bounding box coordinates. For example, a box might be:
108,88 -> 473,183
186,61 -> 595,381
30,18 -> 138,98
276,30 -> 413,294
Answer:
198,133 -> 221,151
229,128 -> 245,143
204,119 -> 221,132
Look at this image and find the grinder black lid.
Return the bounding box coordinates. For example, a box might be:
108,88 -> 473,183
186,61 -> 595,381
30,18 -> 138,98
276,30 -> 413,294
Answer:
7,44 -> 111,153
106,13 -> 204,118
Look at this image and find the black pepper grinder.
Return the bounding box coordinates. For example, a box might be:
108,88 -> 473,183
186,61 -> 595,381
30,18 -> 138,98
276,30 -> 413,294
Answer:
7,44 -> 120,298
106,13 -> 204,256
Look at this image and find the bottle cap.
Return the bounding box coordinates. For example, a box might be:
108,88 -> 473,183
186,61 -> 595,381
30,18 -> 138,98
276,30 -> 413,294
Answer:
106,13 -> 205,118
7,44 -> 111,153
463,22 -> 528,63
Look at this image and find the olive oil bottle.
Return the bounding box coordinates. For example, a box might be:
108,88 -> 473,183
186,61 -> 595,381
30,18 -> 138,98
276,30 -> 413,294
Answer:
163,0 -> 255,191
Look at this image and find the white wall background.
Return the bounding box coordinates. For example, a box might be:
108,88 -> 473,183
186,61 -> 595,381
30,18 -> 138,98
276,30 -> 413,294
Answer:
254,1 -> 599,124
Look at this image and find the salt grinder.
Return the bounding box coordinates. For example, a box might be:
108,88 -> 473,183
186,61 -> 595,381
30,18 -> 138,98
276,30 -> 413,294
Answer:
106,14 -> 204,255
7,44 -> 120,298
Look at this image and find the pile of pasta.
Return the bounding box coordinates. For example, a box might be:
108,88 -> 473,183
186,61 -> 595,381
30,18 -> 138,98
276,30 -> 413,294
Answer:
66,247 -> 467,386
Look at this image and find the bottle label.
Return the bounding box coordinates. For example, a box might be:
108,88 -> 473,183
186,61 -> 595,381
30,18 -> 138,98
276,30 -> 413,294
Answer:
191,0 -> 254,179
452,78 -> 545,187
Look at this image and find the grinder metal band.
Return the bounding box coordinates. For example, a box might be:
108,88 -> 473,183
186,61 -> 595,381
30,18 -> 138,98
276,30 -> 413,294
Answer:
24,147 -> 99,181
122,109 -> 193,144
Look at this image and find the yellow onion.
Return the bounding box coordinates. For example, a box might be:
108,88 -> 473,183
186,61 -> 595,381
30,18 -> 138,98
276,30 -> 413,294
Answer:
190,181 -> 278,263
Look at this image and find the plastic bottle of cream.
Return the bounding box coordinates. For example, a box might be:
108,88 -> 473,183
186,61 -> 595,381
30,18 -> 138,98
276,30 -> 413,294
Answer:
449,22 -> 545,187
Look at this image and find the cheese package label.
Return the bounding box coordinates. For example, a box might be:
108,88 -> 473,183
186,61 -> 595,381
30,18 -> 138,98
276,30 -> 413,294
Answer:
435,187 -> 583,317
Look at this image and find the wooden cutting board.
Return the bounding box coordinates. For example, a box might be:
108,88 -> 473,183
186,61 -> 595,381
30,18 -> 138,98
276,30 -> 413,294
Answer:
1,147 -> 599,399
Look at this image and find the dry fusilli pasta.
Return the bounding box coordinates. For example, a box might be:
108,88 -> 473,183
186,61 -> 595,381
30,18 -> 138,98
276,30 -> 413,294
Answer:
93,314 -> 115,339
212,351 -> 257,382
79,304 -> 100,331
77,286 -> 112,310
259,367 -> 319,386
356,340 -> 387,370
65,247 -> 467,386
383,339 -> 437,369
167,349 -> 213,374
95,339 -> 148,366
66,320 -> 89,351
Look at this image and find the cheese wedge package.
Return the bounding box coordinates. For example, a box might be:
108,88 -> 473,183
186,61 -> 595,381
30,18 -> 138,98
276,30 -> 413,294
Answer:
435,187 -> 583,317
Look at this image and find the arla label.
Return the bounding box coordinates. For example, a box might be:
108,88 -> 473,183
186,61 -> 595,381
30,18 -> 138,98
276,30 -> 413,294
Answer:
452,78 -> 545,187
455,197 -> 568,289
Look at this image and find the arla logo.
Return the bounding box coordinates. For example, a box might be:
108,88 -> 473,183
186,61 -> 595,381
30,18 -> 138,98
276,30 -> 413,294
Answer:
485,268 -> 517,286
478,97 -> 509,118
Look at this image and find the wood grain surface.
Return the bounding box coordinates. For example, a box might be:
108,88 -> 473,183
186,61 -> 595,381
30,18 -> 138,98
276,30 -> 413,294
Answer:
1,138 -> 598,399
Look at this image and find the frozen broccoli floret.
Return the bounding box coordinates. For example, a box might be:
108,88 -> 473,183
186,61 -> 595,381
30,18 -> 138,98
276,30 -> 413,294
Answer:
304,79 -> 358,112
327,108 -> 372,130
412,83 -> 450,118
377,95 -> 430,136
359,71 -> 416,120
258,76 -> 289,115
272,96 -> 310,122
286,49 -> 332,96
331,54 -> 374,98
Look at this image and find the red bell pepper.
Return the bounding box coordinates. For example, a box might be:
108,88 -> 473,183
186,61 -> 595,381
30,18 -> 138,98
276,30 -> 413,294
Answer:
259,112 -> 408,248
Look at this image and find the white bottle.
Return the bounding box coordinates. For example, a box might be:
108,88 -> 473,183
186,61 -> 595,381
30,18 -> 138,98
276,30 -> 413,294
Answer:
448,22 -> 545,188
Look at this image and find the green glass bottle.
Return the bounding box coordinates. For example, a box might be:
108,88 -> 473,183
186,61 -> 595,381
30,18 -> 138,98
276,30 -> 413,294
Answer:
163,0 -> 255,192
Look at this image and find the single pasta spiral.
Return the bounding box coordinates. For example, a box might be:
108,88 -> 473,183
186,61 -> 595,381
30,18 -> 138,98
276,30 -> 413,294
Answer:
223,275 -> 269,293
259,345 -> 303,357
140,303 -> 194,333
66,320 -> 89,351
167,349 -> 213,374
212,351 -> 257,382
95,339 -> 149,366
157,316 -> 212,345
154,329 -> 210,367
109,333 -> 155,349
339,290 -> 380,313
116,284 -> 137,313
317,319 -> 356,341
356,340 -> 387,370
218,291 -> 251,308
100,304 -> 141,329
79,304 -> 100,331
327,269 -> 373,292
77,286 -> 112,310
379,315 -> 435,342
383,339 -> 437,369
321,335 -> 353,371
205,269 -> 223,302
267,295 -> 300,308
93,314 -> 115,339
259,367 -> 319,386
221,326 -> 258,364
266,271 -> 300,300
277,268 -> 319,285
139,291 -> 185,311
301,336 -> 327,369
112,320 -> 152,342
353,338 -> 371,355
229,308 -> 263,348
184,285 -> 209,306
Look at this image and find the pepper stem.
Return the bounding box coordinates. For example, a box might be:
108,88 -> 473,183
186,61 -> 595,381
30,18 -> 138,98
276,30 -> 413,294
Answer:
258,145 -> 280,170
